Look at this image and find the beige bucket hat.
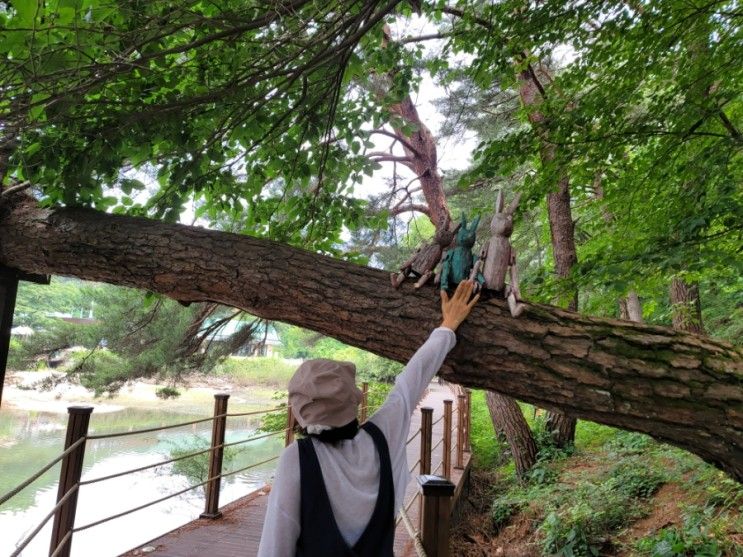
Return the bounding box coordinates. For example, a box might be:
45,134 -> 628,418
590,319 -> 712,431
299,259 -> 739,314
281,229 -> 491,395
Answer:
288,359 -> 363,428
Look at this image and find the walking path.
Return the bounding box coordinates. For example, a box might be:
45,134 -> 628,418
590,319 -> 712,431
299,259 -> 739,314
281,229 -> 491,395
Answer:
122,382 -> 471,557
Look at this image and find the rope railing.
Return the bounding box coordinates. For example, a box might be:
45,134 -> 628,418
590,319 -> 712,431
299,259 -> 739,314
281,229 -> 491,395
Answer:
219,454 -> 280,481
399,502 -> 427,557
395,492 -> 420,526
8,387 -> 469,556
0,436 -> 86,507
10,484 -> 79,557
408,458 -> 421,474
79,428 -> 288,486
75,476 -> 215,533
74,454 -> 282,533
225,407 -> 285,418
86,415 -> 225,439
85,405 -> 284,440
406,428 -> 421,446
1,397 -> 289,557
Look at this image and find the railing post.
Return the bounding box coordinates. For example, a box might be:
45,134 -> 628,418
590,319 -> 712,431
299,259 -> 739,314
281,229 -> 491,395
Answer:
50,406 -> 92,557
359,382 -> 369,423
464,389 -> 472,453
455,395 -> 465,469
442,400 -> 453,480
418,475 -> 455,557
285,404 -> 296,447
420,407 -> 433,475
201,393 -> 229,519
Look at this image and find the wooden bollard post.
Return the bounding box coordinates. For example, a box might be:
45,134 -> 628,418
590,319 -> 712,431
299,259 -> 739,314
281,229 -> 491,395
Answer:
201,393 -> 229,519
443,400 -> 453,480
464,389 -> 472,453
285,405 -> 296,447
455,395 -> 465,469
50,406 -> 92,557
420,407 -> 433,475
360,382 -> 369,423
418,475 -> 455,557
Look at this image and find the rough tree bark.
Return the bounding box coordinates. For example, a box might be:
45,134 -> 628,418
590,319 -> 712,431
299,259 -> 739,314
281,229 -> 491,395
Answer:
670,278 -> 705,335
519,65 -> 578,447
486,391 -> 538,478
619,292 -> 643,323
0,194 -> 741,481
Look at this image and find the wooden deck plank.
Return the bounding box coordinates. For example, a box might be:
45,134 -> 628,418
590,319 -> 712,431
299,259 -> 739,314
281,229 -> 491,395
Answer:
121,382 -> 471,557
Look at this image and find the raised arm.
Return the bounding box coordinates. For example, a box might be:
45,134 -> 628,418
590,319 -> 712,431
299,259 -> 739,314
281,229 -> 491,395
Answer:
369,281 -> 479,501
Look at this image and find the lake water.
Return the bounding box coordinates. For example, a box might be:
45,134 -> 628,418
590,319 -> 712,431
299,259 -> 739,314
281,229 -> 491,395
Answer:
0,403 -> 284,556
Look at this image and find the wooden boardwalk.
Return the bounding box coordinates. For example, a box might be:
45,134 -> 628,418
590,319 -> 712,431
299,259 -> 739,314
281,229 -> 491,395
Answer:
122,382 -> 471,557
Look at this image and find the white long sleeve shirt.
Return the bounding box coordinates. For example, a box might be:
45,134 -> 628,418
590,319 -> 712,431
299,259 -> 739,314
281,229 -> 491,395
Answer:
257,327 -> 457,556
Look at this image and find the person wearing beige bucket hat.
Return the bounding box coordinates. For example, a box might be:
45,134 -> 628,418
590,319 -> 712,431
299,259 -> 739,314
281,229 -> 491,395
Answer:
258,280 -> 480,557
288,359 -> 364,434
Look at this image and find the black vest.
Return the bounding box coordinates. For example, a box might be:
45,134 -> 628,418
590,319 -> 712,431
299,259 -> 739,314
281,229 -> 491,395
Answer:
296,421 -> 395,557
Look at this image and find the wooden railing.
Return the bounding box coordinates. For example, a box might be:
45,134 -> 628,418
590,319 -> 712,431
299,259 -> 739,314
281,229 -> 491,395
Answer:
394,385 -> 472,557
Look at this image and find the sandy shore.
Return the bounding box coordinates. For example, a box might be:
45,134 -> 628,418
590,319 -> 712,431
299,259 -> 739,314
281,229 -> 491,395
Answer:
2,371 -> 273,414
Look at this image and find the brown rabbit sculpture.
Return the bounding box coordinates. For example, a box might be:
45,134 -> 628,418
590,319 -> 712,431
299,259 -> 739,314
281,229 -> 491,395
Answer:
478,190 -> 526,317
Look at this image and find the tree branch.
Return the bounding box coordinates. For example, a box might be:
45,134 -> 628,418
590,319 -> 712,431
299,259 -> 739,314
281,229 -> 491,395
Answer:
370,129 -> 423,156
390,203 -> 431,216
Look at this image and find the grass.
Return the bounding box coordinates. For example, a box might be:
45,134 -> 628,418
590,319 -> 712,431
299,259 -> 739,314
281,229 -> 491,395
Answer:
213,356 -> 297,388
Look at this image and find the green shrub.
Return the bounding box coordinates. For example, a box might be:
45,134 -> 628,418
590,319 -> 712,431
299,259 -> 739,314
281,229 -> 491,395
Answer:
259,391 -> 290,433
364,382 -> 392,415
156,386 -> 181,399
539,482 -> 636,557
490,495 -> 523,530
532,415 -> 574,460
691,467 -> 743,511
70,349 -> 132,395
527,460 -> 558,486
608,458 -> 665,499
167,435 -> 240,489
605,430 -> 654,455
538,480 -> 640,557
7,337 -> 28,370
635,506 -> 724,557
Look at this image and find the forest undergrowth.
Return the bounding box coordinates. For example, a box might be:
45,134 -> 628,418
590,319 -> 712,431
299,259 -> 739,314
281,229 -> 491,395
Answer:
452,392 -> 743,557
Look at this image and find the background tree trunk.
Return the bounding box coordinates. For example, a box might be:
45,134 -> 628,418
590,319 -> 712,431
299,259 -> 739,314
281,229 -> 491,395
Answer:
486,391 -> 538,478
1,194 -> 741,480
671,278 -> 705,335
620,292 -> 643,322
519,67 -> 579,448
543,179 -> 579,445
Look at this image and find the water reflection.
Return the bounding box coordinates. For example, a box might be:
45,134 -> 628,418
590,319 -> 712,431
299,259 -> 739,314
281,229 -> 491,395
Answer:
0,405 -> 282,556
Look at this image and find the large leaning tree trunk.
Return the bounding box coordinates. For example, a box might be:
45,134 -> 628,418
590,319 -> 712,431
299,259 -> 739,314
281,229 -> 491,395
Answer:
1,194 -> 742,481
486,391 -> 538,478
519,64 -> 578,448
